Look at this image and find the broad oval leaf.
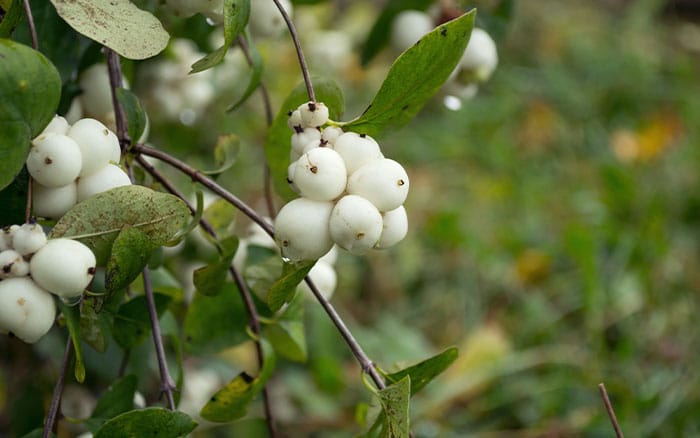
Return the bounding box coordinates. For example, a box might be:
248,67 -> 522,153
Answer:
94,407 -> 197,438
378,376 -> 411,438
112,293 -> 171,349
57,300 -> 86,383
90,375 -> 138,428
266,260 -> 315,312
184,283 -> 248,355
385,347 -> 458,396
0,0 -> 24,38
263,294 -> 306,362
190,0 -> 250,73
193,236 -> 239,296
50,185 -> 190,265
49,0 -> 169,60
0,39 -> 61,190
264,78 -> 344,201
116,88 -> 147,144
106,226 -> 154,292
342,10 -> 476,137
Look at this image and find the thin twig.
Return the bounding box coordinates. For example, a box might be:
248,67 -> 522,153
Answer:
143,268 -> 177,410
43,337 -> 73,438
135,155 -> 278,435
21,0 -> 38,50
133,143 -> 387,391
25,175 -> 33,223
272,0 -> 315,101
598,383 -> 624,438
104,48 -> 132,153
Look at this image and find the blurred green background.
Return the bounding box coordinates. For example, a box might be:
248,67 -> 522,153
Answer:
3,0 -> 700,436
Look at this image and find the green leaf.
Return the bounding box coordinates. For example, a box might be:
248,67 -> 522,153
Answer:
190,0 -> 250,73
266,260 -> 315,312
343,10 -> 476,137
226,29 -> 263,112
49,0 -> 169,60
385,347 -> 458,396
50,185 -> 191,265
264,78 -> 344,201
94,407 -> 197,438
202,198 -> 237,237
106,226 -> 154,292
90,375 -> 137,428
0,39 -> 61,190
193,236 -> 238,296
80,302 -> 111,353
0,0 -> 24,38
377,376 -> 410,438
116,88 -> 147,144
199,339 -> 276,422
360,0 -> 432,66
57,301 -> 86,383
264,294 -> 306,362
184,283 -> 248,355
201,134 -> 240,176
112,293 -> 172,349
0,167 -> 28,226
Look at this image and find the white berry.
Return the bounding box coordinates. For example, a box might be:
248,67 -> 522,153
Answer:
333,132 -> 383,175
0,249 -> 29,278
375,206 -> 408,249
297,261 -> 337,301
0,277 -> 56,343
318,245 -> 338,266
0,227 -> 17,251
293,148 -> 347,201
30,238 -> 96,298
287,162 -> 300,193
298,101 -> 329,128
12,223 -> 47,256
78,64 -> 127,120
347,158 -> 409,212
291,128 -> 322,161
32,182 -> 78,219
287,109 -> 303,131
249,0 -> 293,38
68,118 -> 120,177
391,10 -> 433,53
274,198 -> 334,262
321,126 -> 343,145
460,28 -> 498,82
329,195 -> 383,255
42,115 -> 70,135
76,164 -> 132,202
26,133 -> 83,188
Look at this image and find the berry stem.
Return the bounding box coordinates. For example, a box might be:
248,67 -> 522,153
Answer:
42,336 -> 72,438
105,48 -> 132,153
21,0 -> 38,51
133,143 -> 388,391
142,267 -> 177,410
599,383 -> 624,438
135,155 -> 279,436
272,0 -> 315,102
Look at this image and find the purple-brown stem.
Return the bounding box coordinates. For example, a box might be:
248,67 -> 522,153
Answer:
43,337 -> 73,438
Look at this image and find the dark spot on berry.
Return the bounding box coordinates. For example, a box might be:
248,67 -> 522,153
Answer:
44,157 -> 53,164
308,102 -> 317,112
3,264 -> 11,273
310,166 -> 318,174
320,139 -> 329,146
356,232 -> 365,240
286,177 -> 293,184
282,240 -> 289,247
441,27 -> 447,37
88,267 -> 96,275
398,179 -> 405,186
359,133 -> 367,138
241,372 -> 254,383
17,298 -> 26,306
103,129 -> 109,136
287,111 -> 293,116
294,125 -> 304,134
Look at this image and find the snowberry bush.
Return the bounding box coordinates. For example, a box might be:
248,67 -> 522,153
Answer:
0,1 -> 493,436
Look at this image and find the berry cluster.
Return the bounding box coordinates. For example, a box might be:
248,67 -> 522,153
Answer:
275,101 -> 409,262
0,224 -> 96,343
27,115 -> 132,219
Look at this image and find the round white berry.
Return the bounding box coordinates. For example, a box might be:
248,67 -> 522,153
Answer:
297,261 -> 337,301
78,64 -> 117,119
30,238 -> 96,298
333,132 -> 383,175
26,133 -> 83,188
287,161 -> 300,193
391,10 -> 433,53
42,115 -> 70,135
318,245 -> 338,266
12,223 -> 47,256
68,118 -> 120,177
291,128 -> 322,160
347,158 -> 409,212
293,148 -> 347,201
287,109 -> 303,131
0,249 -> 29,278
298,101 -> 329,128
32,182 -> 77,219
460,28 -> 498,82
64,98 -> 83,124
0,226 -> 17,251
329,195 -> 383,255
76,164 -> 132,202
375,206 -> 408,249
249,0 -> 293,38
321,126 -> 343,145
274,198 -> 334,262
0,277 -> 56,343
